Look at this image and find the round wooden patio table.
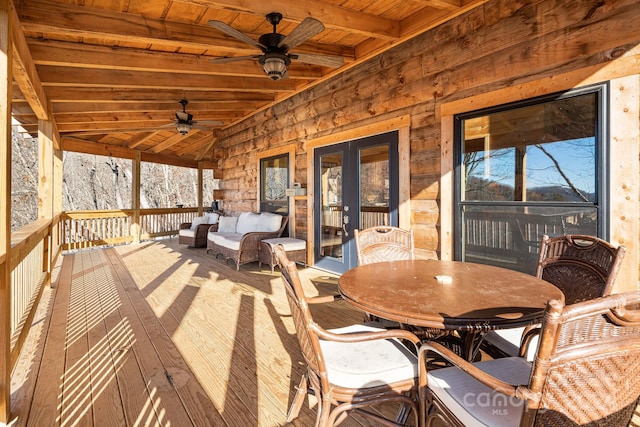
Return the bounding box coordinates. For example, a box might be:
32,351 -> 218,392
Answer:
338,259 -> 565,360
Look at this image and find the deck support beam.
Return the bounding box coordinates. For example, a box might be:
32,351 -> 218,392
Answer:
0,0 -> 13,422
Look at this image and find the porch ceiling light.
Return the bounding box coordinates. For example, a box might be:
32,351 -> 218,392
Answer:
176,122 -> 192,135
261,54 -> 288,81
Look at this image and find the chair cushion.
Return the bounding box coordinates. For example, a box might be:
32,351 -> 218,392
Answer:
189,216 -> 207,230
485,327 -> 539,361
428,357 -> 531,427
262,237 -> 306,251
237,212 -> 261,235
319,323 -> 418,389
256,212 -> 283,232
179,229 -> 196,238
204,212 -> 220,224
208,232 -> 242,250
218,216 -> 238,233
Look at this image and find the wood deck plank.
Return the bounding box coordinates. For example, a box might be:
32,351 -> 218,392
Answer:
85,250 -> 127,427
23,255 -> 73,426
60,250 -> 94,425
90,249 -> 159,427
13,239 -> 409,427
103,247 -> 225,426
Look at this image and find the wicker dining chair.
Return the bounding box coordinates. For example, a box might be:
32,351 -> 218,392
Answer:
354,226 -> 415,265
274,245 -> 421,427
419,291 -> 640,427
482,234 -> 626,359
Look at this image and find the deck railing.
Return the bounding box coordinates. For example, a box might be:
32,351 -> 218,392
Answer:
9,216 -> 62,368
61,207 -> 202,250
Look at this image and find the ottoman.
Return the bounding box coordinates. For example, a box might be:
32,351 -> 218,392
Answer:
259,237 -> 307,272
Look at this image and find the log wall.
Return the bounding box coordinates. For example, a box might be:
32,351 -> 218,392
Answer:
214,0 -> 640,287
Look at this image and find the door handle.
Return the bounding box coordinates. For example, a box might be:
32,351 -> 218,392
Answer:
342,214 -> 349,236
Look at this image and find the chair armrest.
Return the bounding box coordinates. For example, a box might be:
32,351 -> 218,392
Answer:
307,294 -> 344,304
418,341 -> 536,401
519,326 -> 541,358
207,224 -> 219,233
239,231 -> 282,248
312,324 -> 421,348
179,222 -> 191,230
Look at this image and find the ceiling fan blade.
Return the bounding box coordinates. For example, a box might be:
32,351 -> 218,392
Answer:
294,53 -> 344,68
278,17 -> 325,50
209,55 -> 260,64
193,120 -> 224,127
208,20 -> 266,51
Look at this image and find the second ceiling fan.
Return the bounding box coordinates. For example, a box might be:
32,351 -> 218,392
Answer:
208,12 -> 344,80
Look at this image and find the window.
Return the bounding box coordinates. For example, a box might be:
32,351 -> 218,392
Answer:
454,84 -> 607,274
260,153 -> 289,215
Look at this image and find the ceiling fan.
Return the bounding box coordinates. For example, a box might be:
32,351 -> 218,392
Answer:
208,12 -> 344,81
161,99 -> 223,135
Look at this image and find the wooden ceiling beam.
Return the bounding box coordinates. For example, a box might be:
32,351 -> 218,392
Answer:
61,136 -> 201,168
9,2 -> 48,120
53,111 -> 245,124
170,0 -> 399,40
27,39 -> 326,79
176,134 -> 214,156
16,1 -> 354,57
149,132 -> 193,154
52,101 -> 263,114
127,132 -> 160,149
55,121 -> 224,133
43,88 -> 275,103
37,66 -> 300,92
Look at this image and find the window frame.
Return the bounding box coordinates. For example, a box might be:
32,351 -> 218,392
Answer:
453,83 -> 609,263
257,144 -> 295,234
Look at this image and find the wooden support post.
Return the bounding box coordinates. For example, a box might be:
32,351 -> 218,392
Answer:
38,119 -> 54,274
197,163 -> 203,215
131,151 -> 141,244
0,0 -> 13,421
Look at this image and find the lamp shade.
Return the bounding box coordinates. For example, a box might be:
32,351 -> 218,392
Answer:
262,56 -> 287,81
176,122 -> 192,134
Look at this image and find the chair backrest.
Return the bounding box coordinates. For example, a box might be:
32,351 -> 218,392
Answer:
535,234 -> 625,304
354,226 -> 414,265
274,245 -> 326,385
527,291 -> 640,426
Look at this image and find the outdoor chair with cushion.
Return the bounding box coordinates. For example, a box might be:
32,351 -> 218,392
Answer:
274,245 -> 421,427
354,226 -> 415,265
178,212 -> 220,248
419,291 -> 640,427
482,234 -> 625,359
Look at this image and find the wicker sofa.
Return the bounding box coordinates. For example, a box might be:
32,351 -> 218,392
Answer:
178,212 -> 220,248
207,212 -> 288,270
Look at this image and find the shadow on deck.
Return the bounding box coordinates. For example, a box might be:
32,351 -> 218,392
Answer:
9,238 -> 368,426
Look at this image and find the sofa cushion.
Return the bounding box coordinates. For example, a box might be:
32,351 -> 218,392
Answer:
179,229 -> 196,238
189,216 -> 207,230
208,232 -> 242,250
236,212 -> 261,235
218,216 -> 238,233
256,212 -> 283,232
204,212 -> 220,224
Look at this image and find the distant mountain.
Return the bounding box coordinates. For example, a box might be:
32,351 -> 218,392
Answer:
465,176 -> 594,202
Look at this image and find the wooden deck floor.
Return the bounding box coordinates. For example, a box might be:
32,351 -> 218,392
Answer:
9,238 -> 393,426
9,237 -> 640,426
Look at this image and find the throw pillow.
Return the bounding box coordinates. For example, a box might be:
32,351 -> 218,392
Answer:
256,212 -> 283,232
218,216 -> 238,233
190,216 -> 206,230
204,212 -> 220,224
236,212 -> 261,235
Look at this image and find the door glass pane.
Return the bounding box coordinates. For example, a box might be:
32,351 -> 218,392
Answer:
260,154 -> 289,214
320,152 -> 343,260
359,145 -> 390,228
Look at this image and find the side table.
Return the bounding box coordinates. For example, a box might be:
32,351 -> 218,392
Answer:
259,238 -> 307,272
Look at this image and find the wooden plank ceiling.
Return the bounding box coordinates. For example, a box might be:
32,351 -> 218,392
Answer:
11,0 -> 485,164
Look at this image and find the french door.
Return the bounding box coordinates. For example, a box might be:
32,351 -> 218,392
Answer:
313,131 -> 399,273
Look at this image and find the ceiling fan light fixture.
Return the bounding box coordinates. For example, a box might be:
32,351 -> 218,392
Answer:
262,56 -> 288,80
176,122 -> 192,135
